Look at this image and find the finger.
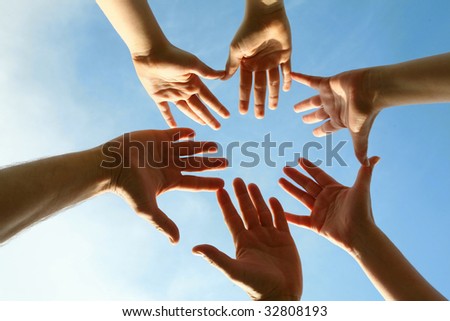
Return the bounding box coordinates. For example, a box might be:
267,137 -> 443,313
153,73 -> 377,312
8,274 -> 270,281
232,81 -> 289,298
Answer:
239,68 -> 252,115
192,244 -> 239,279
285,212 -> 312,229
291,72 -> 323,89
302,108 -> 329,124
175,100 -> 206,125
179,157 -> 228,172
178,175 -> 225,191
137,199 -> 180,244
351,130 -> 371,167
281,60 -> 292,92
233,178 -> 260,229
354,156 -> 380,191
298,158 -> 339,187
269,197 -> 289,232
224,47 -> 241,80
312,120 -> 342,137
268,67 -> 280,110
157,102 -> 177,128
217,188 -> 245,240
248,183 -> 273,227
283,166 -> 322,198
172,141 -> 218,156
198,83 -> 230,119
254,70 -> 267,119
294,95 -> 322,113
278,178 -> 315,210
165,127 -> 196,141
191,57 -> 226,80
187,95 -> 221,130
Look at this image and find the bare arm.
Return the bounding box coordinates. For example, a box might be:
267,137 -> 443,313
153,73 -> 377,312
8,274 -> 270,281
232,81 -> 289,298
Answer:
373,53 -> 450,108
0,149 -> 108,243
352,224 -> 446,300
96,0 -> 167,56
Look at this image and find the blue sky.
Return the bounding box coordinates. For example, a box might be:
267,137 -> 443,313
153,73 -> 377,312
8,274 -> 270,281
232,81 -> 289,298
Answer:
0,0 -> 449,300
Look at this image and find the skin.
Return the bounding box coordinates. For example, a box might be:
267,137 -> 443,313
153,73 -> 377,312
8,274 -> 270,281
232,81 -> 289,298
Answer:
193,178 -> 302,301
279,157 -> 446,300
224,0 -> 292,118
96,0 -> 229,129
292,52 -> 450,165
0,128 -> 227,244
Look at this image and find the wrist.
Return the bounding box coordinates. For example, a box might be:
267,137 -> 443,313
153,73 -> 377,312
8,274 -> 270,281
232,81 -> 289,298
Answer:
365,65 -> 394,111
130,36 -> 170,59
92,144 -> 120,194
348,223 -> 382,260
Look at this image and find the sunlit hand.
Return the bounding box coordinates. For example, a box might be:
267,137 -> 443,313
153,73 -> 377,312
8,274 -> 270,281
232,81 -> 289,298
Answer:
193,178 -> 302,300
102,128 -> 227,244
292,70 -> 382,166
279,157 -> 380,253
133,44 -> 230,129
224,4 -> 292,118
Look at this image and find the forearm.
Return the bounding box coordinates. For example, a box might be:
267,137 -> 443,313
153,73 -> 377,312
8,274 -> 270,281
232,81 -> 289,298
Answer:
351,225 -> 446,300
245,0 -> 285,15
370,53 -> 450,109
96,0 -> 168,56
0,148 -> 109,243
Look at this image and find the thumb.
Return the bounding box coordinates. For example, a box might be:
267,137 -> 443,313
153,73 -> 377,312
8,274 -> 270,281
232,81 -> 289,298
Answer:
191,57 -> 225,80
193,244 -> 238,278
137,198 -> 180,244
223,47 -> 241,80
351,130 -> 370,167
354,156 -> 381,191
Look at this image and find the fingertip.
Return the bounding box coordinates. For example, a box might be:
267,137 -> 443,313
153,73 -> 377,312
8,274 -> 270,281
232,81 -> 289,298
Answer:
370,156 -> 381,167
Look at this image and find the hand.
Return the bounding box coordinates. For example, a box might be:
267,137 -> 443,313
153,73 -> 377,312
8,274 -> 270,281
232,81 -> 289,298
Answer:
133,43 -> 230,129
193,178 -> 302,301
279,157 -> 380,253
102,128 -> 227,244
292,70 -> 382,166
224,4 -> 292,118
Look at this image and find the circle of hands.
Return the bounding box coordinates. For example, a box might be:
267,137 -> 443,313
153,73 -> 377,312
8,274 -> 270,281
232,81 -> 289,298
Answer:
106,4 -> 383,301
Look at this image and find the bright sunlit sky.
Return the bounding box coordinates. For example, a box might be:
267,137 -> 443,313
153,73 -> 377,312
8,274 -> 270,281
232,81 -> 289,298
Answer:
0,0 -> 449,300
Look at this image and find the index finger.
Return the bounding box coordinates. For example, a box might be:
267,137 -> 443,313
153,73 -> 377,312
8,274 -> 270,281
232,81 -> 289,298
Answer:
291,72 -> 323,89
299,158 -> 339,187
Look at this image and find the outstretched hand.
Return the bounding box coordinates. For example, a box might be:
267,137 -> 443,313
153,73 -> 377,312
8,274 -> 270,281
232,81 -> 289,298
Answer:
103,128 -> 227,244
279,157 -> 380,253
224,4 -> 292,118
292,71 -> 381,166
193,178 -> 302,301
133,44 -> 230,129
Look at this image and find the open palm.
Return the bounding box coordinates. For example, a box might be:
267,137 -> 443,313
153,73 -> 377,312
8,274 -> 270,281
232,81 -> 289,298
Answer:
279,157 -> 379,253
292,70 -> 381,165
105,128 -> 227,244
194,178 -> 302,301
133,44 -> 230,129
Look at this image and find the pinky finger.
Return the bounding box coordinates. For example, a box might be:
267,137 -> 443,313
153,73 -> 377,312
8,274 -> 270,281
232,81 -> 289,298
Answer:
157,102 -> 177,128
